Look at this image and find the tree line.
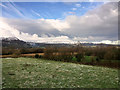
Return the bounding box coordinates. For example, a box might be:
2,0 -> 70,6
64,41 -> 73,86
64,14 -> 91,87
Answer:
43,46 -> 120,61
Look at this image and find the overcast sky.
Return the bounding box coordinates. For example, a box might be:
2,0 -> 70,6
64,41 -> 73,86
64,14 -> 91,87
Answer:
0,2 -> 119,44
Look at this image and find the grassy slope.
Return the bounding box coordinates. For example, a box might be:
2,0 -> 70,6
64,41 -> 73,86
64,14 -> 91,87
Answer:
2,58 -> 119,88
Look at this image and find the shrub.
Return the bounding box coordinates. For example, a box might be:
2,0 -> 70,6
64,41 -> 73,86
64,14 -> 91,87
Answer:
90,56 -> 96,63
35,54 -> 39,58
2,48 -> 14,55
12,50 -> 21,58
76,53 -> 84,62
104,51 -> 116,60
39,55 -> 42,58
72,56 -> 77,62
96,57 -> 100,62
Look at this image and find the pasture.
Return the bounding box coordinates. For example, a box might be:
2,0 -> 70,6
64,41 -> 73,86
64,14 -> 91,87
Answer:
2,57 -> 119,88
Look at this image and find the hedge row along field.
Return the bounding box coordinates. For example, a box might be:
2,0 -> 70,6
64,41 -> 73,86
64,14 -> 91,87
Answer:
2,58 -> 119,88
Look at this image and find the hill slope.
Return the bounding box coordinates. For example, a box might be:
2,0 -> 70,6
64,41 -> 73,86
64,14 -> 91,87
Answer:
1,37 -> 32,48
2,58 -> 119,88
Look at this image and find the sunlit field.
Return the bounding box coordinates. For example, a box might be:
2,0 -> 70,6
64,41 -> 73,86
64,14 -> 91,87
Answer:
2,57 -> 119,88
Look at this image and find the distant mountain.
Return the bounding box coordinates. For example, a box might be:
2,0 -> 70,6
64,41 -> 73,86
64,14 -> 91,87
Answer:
0,37 -> 118,49
0,37 -> 71,48
1,37 -> 19,41
1,37 -> 32,48
29,42 -> 72,48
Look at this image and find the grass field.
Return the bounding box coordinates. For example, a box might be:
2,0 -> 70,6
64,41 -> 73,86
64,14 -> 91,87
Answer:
2,57 -> 119,88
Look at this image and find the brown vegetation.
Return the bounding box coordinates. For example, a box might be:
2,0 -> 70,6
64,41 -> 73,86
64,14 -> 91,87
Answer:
1,45 -> 120,68
2,47 -> 44,55
0,53 -> 44,58
43,45 -> 120,68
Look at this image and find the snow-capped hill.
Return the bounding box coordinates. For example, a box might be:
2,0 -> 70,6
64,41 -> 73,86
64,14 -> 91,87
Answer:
1,37 -> 19,41
1,37 -> 32,48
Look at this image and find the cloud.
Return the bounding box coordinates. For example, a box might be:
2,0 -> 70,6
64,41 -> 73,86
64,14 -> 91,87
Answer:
72,8 -> 77,11
0,18 -> 20,37
0,3 -> 8,8
1,18 -> 70,37
31,10 -> 41,17
0,2 -> 118,44
2,2 -> 25,18
73,36 -> 105,41
0,17 -> 118,44
0,18 -> 74,43
82,6 -> 85,8
89,0 -> 94,2
93,40 -> 120,45
75,4 -> 81,7
68,12 -> 75,14
63,2 -> 118,41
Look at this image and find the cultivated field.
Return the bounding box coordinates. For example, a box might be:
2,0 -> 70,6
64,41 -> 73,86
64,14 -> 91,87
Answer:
0,53 -> 44,58
2,58 -> 119,88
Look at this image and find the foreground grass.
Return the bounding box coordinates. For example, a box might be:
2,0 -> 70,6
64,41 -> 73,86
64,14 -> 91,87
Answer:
2,58 -> 119,88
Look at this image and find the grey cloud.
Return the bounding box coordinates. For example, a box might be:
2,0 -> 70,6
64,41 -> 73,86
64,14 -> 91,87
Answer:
63,2 -> 118,41
1,2 -> 118,43
2,18 -> 65,37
